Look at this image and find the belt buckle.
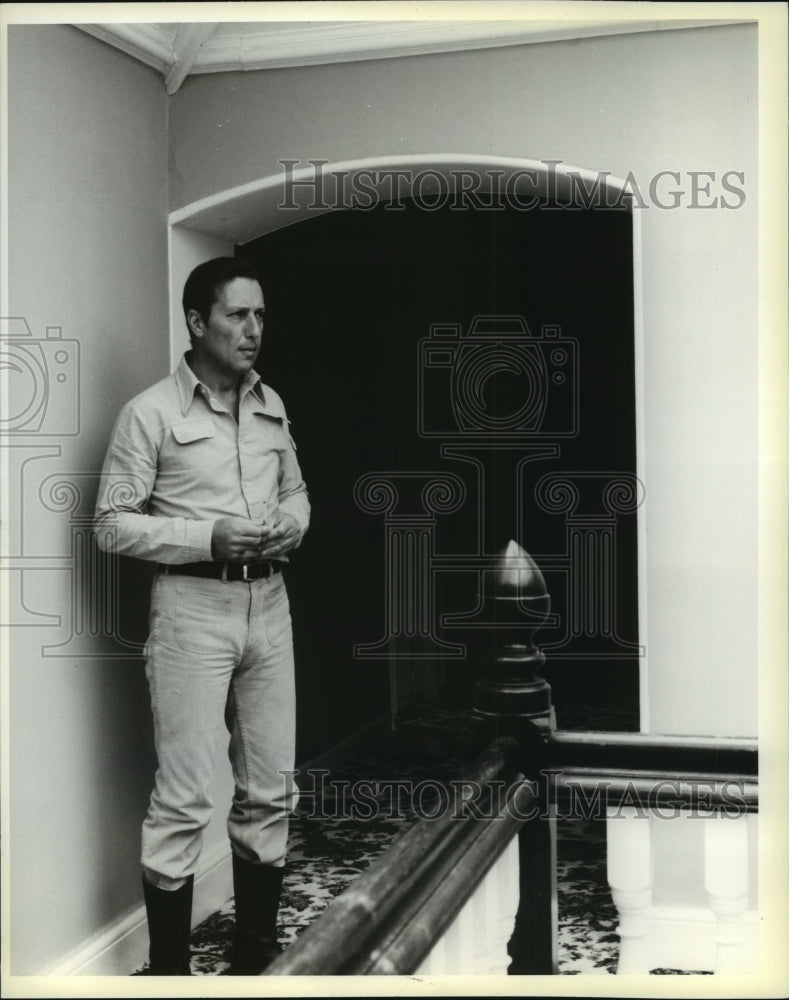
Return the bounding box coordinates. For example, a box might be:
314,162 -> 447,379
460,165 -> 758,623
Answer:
242,564 -> 250,582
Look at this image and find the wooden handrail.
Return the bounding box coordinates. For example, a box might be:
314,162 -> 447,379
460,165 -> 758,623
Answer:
358,779 -> 534,974
538,730 -> 759,812
262,545 -> 764,975
264,726 -> 758,976
262,536 -> 760,980
546,730 -> 757,773
264,736 -> 532,976
550,770 -> 758,812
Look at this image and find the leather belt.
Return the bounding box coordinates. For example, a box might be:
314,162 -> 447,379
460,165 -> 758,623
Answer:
161,562 -> 281,582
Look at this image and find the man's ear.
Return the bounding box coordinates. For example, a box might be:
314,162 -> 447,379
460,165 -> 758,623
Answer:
187,309 -> 204,340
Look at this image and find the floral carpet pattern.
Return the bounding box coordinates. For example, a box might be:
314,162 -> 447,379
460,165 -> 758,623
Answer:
135,693 -> 704,976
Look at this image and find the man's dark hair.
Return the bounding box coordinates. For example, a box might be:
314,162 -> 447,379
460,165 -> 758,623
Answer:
182,257 -> 262,341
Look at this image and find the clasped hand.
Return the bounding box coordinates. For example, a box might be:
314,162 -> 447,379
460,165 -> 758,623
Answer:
211,513 -> 301,563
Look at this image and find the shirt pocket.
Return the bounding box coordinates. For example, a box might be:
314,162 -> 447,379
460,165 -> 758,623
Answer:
250,412 -> 289,466
169,419 -> 216,469
286,418 -> 298,452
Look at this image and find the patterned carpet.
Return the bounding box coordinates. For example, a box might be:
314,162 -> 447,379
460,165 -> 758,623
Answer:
135,690 -> 706,976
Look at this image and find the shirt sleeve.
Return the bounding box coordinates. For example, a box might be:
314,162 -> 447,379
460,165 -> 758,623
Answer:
93,402 -> 215,564
277,419 -> 311,538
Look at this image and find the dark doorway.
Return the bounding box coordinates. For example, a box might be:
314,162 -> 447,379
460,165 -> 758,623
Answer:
240,198 -> 639,759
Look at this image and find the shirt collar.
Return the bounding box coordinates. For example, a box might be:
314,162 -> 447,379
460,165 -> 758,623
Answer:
174,353 -> 267,417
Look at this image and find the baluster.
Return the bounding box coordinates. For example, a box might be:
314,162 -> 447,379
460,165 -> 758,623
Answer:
495,836 -> 522,971
704,813 -> 749,973
412,800 -> 523,975
606,806 -> 652,974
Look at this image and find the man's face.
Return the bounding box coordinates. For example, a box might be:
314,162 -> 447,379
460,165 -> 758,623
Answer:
189,277 -> 265,380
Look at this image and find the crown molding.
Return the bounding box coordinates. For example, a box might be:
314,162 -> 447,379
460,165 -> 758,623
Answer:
164,23 -> 220,95
75,18 -> 749,93
77,22 -> 177,74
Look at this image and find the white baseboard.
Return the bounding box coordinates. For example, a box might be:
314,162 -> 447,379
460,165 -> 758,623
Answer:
48,841 -> 233,977
46,718 -> 391,977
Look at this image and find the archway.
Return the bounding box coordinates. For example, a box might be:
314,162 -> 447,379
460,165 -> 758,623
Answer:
168,155 -> 646,758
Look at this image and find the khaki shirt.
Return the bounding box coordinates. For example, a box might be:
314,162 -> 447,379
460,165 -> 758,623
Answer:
94,354 -> 310,564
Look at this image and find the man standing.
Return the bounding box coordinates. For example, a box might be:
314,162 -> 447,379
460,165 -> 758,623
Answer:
94,257 -> 309,975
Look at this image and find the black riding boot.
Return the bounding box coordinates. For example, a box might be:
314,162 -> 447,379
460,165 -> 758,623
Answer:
230,854 -> 285,974
141,874 -> 193,975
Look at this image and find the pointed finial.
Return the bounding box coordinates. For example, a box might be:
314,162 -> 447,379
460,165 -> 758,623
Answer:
484,539 -> 548,598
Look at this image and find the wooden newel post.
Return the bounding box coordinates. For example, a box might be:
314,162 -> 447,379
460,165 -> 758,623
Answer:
473,539 -> 554,734
473,539 -> 558,976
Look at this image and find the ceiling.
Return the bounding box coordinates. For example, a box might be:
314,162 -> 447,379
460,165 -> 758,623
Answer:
75,16 -> 737,95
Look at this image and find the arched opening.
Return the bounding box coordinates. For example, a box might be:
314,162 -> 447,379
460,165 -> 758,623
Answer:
169,155 -> 645,759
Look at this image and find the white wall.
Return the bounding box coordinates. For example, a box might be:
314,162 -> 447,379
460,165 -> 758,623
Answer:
166,25 -> 761,961
169,24 -> 759,738
4,18 -> 762,977
168,227 -> 234,367
6,26 -> 169,974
